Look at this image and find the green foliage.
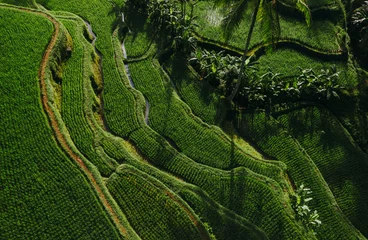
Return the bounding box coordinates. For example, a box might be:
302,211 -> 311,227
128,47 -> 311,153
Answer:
164,54 -> 224,125
188,47 -> 255,94
351,1 -> 368,62
2,0 -> 368,239
279,0 -> 340,9
257,48 -> 358,87
100,139 -> 272,240
292,184 -> 321,234
238,65 -> 342,109
295,0 -> 311,26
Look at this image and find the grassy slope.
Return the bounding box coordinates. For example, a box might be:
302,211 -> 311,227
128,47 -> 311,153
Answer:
0,7 -> 119,239
1,0 -> 366,239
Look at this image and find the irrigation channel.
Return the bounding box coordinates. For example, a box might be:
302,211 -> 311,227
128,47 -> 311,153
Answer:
121,42 -> 150,125
84,21 -> 111,131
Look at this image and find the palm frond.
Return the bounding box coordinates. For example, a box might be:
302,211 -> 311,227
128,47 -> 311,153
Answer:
213,0 -> 232,8
221,0 -> 249,40
259,0 -> 280,48
296,0 -> 311,27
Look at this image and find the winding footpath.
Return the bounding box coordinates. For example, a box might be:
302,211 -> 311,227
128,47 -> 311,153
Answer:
0,5 -> 131,238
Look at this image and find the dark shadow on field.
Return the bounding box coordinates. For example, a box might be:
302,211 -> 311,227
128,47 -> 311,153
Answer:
181,188 -> 270,240
165,53 -> 225,124
118,1 -> 148,40
169,54 -> 214,105
277,106 -> 368,236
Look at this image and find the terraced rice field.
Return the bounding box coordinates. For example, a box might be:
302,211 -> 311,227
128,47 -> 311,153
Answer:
1,0 -> 368,239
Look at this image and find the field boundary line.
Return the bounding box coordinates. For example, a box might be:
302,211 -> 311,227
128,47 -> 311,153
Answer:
194,32 -> 346,59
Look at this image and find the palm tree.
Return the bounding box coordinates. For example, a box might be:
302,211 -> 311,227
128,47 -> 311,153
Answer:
215,0 -> 311,103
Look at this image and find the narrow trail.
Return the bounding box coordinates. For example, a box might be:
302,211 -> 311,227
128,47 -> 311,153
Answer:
0,5 -> 130,238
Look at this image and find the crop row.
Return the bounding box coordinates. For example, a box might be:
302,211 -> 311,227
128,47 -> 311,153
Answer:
102,129 -> 307,239
123,23 -> 157,59
193,0 -> 343,54
36,3 -> 316,238
98,135 -> 273,239
277,105 -> 368,236
36,0 -> 144,136
237,111 -> 366,239
104,18 -> 299,238
163,56 -> 224,125
107,164 -> 205,240
127,58 -> 288,184
0,6 -> 120,239
58,17 -> 117,176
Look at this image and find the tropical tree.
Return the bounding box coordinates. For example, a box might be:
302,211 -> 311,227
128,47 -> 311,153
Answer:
214,0 -> 312,103
351,1 -> 368,64
189,48 -> 258,96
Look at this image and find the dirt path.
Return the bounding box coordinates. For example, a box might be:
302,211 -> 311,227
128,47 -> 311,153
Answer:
38,11 -> 129,239
0,5 -> 129,238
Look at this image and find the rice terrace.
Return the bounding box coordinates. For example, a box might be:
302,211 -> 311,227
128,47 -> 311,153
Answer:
1,0 -> 368,239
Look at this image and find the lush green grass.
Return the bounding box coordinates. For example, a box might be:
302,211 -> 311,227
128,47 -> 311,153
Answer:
2,1 -> 367,240
0,0 -> 34,6
193,0 -> 343,53
277,105 -> 368,236
237,111 -> 366,239
257,48 -> 358,87
0,6 -> 120,239
98,138 -> 271,239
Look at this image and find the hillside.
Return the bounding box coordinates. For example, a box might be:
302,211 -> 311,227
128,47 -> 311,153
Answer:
1,0 -> 368,239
